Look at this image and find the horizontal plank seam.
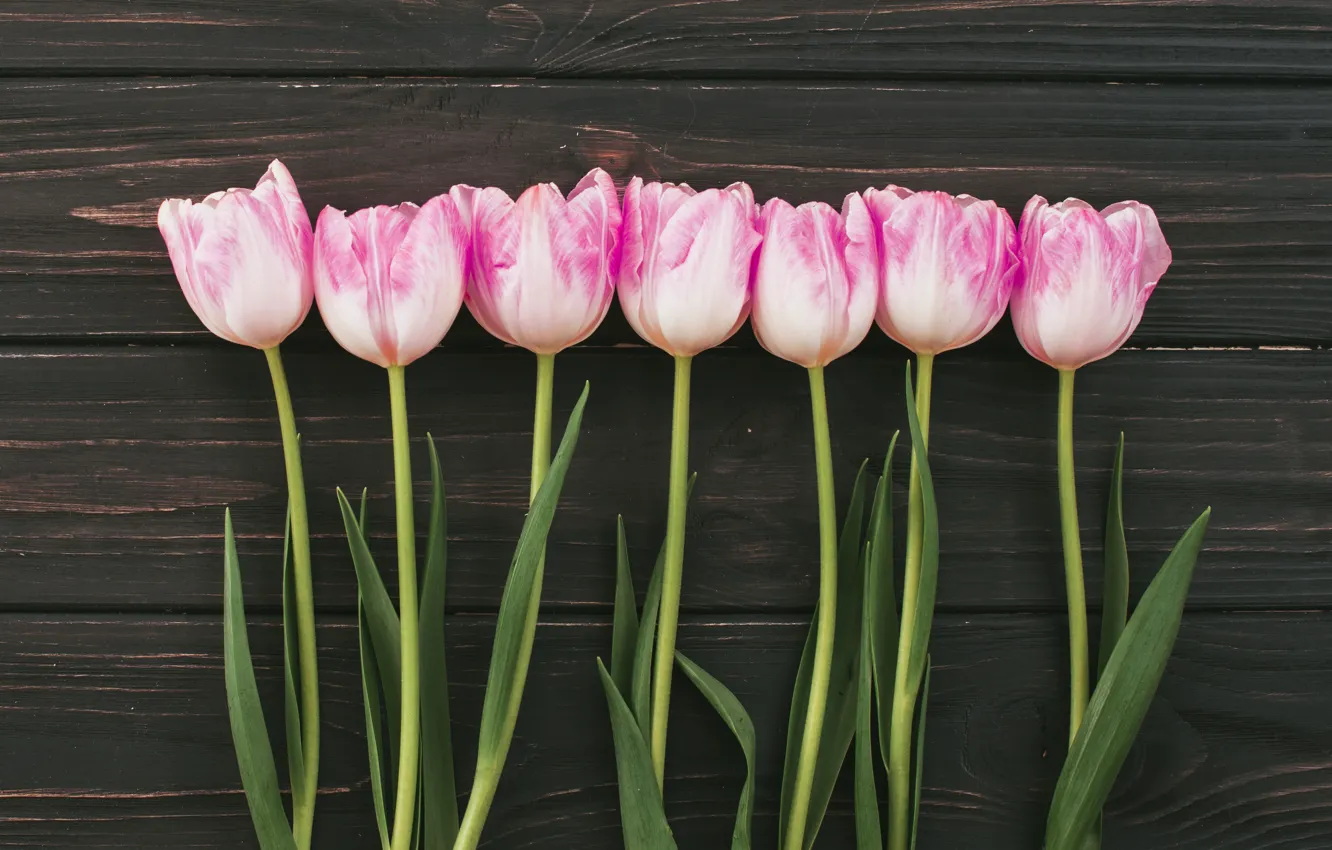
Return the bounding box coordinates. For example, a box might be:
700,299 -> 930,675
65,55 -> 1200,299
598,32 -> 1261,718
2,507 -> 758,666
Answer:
4,71 -> 1332,87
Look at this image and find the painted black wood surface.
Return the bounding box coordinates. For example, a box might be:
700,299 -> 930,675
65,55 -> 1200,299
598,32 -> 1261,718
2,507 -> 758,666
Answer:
0,3 -> 1328,849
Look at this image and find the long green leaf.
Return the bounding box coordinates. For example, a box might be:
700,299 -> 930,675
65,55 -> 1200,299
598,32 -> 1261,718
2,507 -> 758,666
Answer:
630,473 -> 697,736
909,661 -> 931,850
359,598 -> 392,850
854,539 -> 881,850
676,652 -> 755,850
337,487 -> 402,770
780,461 -> 871,850
1045,509 -> 1211,850
597,659 -> 678,850
1099,434 -> 1130,677
611,517 -> 640,696
473,384 -> 589,768
221,510 -> 297,850
901,364 -> 939,702
869,436 -> 900,777
420,435 -> 458,848
280,503 -> 306,808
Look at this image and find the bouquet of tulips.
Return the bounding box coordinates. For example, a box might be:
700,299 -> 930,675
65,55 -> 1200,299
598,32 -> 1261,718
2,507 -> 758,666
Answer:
157,161 -> 1207,850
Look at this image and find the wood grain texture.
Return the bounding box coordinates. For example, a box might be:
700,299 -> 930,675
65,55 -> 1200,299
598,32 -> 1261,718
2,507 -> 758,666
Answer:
0,612 -> 1327,849
2,1 -> 1330,79
2,79 -> 1330,346
0,345 -> 1325,612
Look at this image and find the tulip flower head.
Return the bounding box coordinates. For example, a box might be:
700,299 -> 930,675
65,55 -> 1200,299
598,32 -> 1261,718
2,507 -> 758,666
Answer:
157,159 -> 314,349
751,194 -> 878,368
314,195 -> 469,367
864,186 -> 1018,355
1012,196 -> 1171,370
455,168 -> 621,355
618,178 -> 763,357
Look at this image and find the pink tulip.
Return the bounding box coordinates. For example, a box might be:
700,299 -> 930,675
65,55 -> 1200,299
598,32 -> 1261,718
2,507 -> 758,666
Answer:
751,194 -> 878,368
453,168 -> 620,355
1012,196 -> 1171,370
864,186 -> 1018,355
618,178 -> 762,357
157,159 -> 313,349
313,196 -> 469,368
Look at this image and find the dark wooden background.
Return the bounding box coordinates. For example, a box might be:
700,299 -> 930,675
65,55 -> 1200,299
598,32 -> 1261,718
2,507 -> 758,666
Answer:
2,3 -> 1331,848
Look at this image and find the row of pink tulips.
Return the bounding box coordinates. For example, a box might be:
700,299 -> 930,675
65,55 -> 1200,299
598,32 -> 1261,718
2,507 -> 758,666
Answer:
159,161 -> 1169,368
156,159 -> 1174,850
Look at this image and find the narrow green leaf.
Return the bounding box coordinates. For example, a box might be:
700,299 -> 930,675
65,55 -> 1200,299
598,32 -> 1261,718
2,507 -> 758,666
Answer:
909,661 -> 931,850
280,503 -> 306,808
336,488 -> 402,772
803,458 -> 873,850
631,473 -> 696,737
420,435 -> 458,849
869,435 -> 900,776
1045,509 -> 1211,850
676,652 -> 755,850
611,517 -> 640,696
358,487 -> 369,539
597,659 -> 678,850
1099,434 -> 1130,677
780,462 -> 871,850
854,539 -> 881,850
359,598 -> 392,850
474,384 -> 589,767
901,364 -> 940,700
221,510 -> 297,850
632,545 -> 665,737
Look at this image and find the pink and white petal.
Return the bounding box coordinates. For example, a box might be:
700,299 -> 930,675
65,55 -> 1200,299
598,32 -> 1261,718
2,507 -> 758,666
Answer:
315,207 -> 388,364
207,192 -> 309,349
386,196 -> 468,364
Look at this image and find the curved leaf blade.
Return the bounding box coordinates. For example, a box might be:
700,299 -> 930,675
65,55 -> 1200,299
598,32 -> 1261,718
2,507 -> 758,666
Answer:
676,652 -> 755,850
909,661 -> 931,850
420,435 -> 458,848
337,487 -> 402,767
1099,434 -> 1130,677
1045,509 -> 1211,850
280,503 -> 306,807
359,599 -> 392,850
869,435 -> 900,776
611,517 -> 640,696
901,364 -> 939,701
598,659 -> 678,850
222,510 -> 297,850
474,384 -> 589,768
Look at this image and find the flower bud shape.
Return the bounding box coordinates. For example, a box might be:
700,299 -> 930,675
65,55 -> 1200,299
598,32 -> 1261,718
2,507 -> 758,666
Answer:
1011,196 -> 1171,370
313,195 -> 468,368
157,159 -> 314,349
453,168 -> 620,354
617,178 -> 762,357
751,194 -> 879,368
864,186 -> 1018,355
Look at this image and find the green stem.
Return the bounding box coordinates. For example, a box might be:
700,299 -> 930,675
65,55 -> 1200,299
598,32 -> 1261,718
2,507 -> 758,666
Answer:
387,366 -> 420,850
1058,368 -> 1089,744
783,366 -> 840,850
264,346 -> 319,850
649,354 -> 692,791
889,352 -> 934,850
453,352 -> 556,850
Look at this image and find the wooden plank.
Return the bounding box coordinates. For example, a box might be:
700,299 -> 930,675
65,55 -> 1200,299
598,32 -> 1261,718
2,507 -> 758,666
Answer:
0,612 -> 1327,849
2,79 -> 1330,346
2,2 -> 1330,79
1,346 -> 1326,612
